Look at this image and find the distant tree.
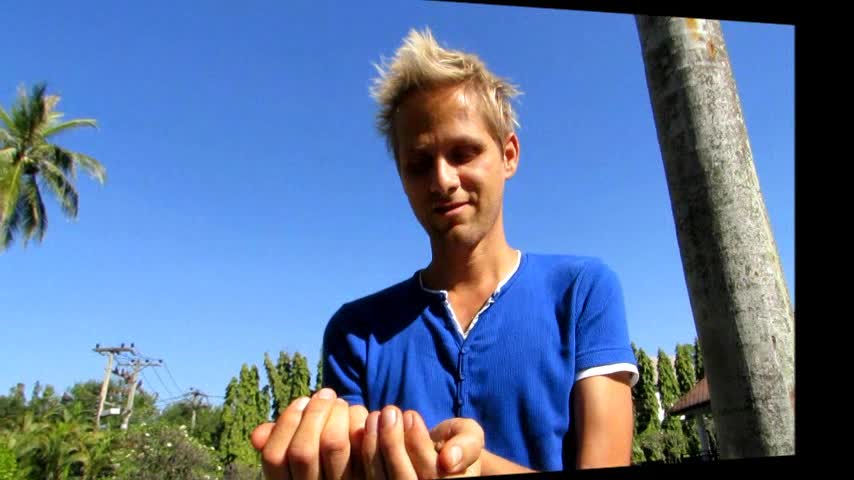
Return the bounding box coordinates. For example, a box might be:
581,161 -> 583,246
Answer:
263,351 -> 291,420
0,83 -> 106,250
218,377 -> 241,466
0,385 -> 27,430
674,344 -> 696,394
289,353 -> 311,402
657,349 -> 680,413
315,356 -> 324,392
657,349 -> 687,461
159,401 -> 223,449
675,344 -> 702,455
634,348 -> 659,434
630,343 -> 640,434
694,337 -> 704,380
219,364 -> 268,468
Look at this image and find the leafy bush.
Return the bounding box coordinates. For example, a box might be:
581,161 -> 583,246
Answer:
110,423 -> 222,480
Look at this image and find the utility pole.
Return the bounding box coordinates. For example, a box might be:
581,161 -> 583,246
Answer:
635,16 -> 795,459
93,343 -> 135,429
187,388 -> 209,433
117,358 -> 162,430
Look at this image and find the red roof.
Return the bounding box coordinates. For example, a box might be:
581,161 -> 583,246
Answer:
669,377 -> 710,415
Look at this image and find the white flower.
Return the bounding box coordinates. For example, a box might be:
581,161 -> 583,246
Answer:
144,432 -> 150,437
217,466 -> 222,471
179,424 -> 187,429
166,442 -> 173,448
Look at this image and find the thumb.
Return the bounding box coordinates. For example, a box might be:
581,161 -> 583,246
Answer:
430,418 -> 485,475
250,422 -> 275,451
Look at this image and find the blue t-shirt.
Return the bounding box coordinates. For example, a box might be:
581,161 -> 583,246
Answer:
322,253 -> 638,472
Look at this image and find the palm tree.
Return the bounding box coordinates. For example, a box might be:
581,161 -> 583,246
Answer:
0,82 -> 106,251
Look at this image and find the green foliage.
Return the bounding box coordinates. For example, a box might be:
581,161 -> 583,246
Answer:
110,423 -> 221,480
656,349 -> 680,411
222,461 -> 261,480
0,346 -> 322,477
674,344 -> 701,455
634,348 -> 659,434
658,349 -> 690,462
62,380 -> 158,430
315,357 -> 323,392
0,386 -> 26,431
289,354 -> 311,401
219,364 -> 268,468
0,444 -> 16,480
159,401 -> 223,449
682,416 -> 702,456
263,352 -> 291,420
634,429 -> 665,463
674,344 -> 696,396
694,337 -> 704,380
218,378 -> 243,466
1,405 -> 111,480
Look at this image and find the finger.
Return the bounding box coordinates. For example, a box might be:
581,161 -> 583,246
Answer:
288,388 -> 339,480
349,405 -> 369,480
362,411 -> 386,480
403,410 -> 439,480
429,418 -> 485,475
262,396 -> 311,480
252,422 -> 276,451
378,406 -> 417,480
320,398 -> 351,480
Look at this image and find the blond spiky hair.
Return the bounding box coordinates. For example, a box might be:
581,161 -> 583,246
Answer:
370,27 -> 521,158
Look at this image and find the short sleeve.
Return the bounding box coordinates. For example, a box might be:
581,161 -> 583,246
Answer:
322,304 -> 367,405
573,260 -> 638,386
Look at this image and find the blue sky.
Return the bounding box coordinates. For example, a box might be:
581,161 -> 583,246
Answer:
1,1 -> 793,407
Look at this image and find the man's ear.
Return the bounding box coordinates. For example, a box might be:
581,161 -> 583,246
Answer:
502,132 -> 520,179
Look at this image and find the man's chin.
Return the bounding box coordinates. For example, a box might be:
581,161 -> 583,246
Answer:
429,224 -> 483,248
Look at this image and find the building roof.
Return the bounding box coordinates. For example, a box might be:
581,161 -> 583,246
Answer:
669,377 -> 710,416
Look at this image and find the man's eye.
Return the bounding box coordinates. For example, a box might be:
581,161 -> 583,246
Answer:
451,146 -> 479,163
406,158 -> 431,175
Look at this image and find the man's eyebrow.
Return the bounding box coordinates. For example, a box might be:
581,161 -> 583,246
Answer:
404,134 -> 485,155
448,135 -> 484,146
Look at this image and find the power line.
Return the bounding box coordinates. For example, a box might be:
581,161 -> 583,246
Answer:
149,364 -> 176,399
162,361 -> 184,394
139,370 -> 161,401
155,393 -> 189,404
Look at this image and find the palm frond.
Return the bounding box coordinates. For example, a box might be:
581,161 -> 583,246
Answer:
19,174 -> 47,245
43,94 -> 60,116
1,198 -> 20,249
0,129 -> 15,147
43,146 -> 76,178
15,83 -> 49,146
40,117 -> 97,139
72,152 -> 106,183
40,161 -> 78,218
0,147 -> 14,163
1,160 -> 23,225
0,105 -> 15,133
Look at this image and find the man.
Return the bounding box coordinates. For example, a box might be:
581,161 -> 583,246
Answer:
252,28 -> 638,478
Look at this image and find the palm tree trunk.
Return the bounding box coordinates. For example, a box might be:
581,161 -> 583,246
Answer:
635,16 -> 795,459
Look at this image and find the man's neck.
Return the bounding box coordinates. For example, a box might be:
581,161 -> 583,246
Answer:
423,227 -> 518,293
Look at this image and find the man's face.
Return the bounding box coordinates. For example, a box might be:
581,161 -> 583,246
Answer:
393,84 -> 519,248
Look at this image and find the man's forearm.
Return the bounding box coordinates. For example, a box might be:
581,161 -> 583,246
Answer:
480,450 -> 537,476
